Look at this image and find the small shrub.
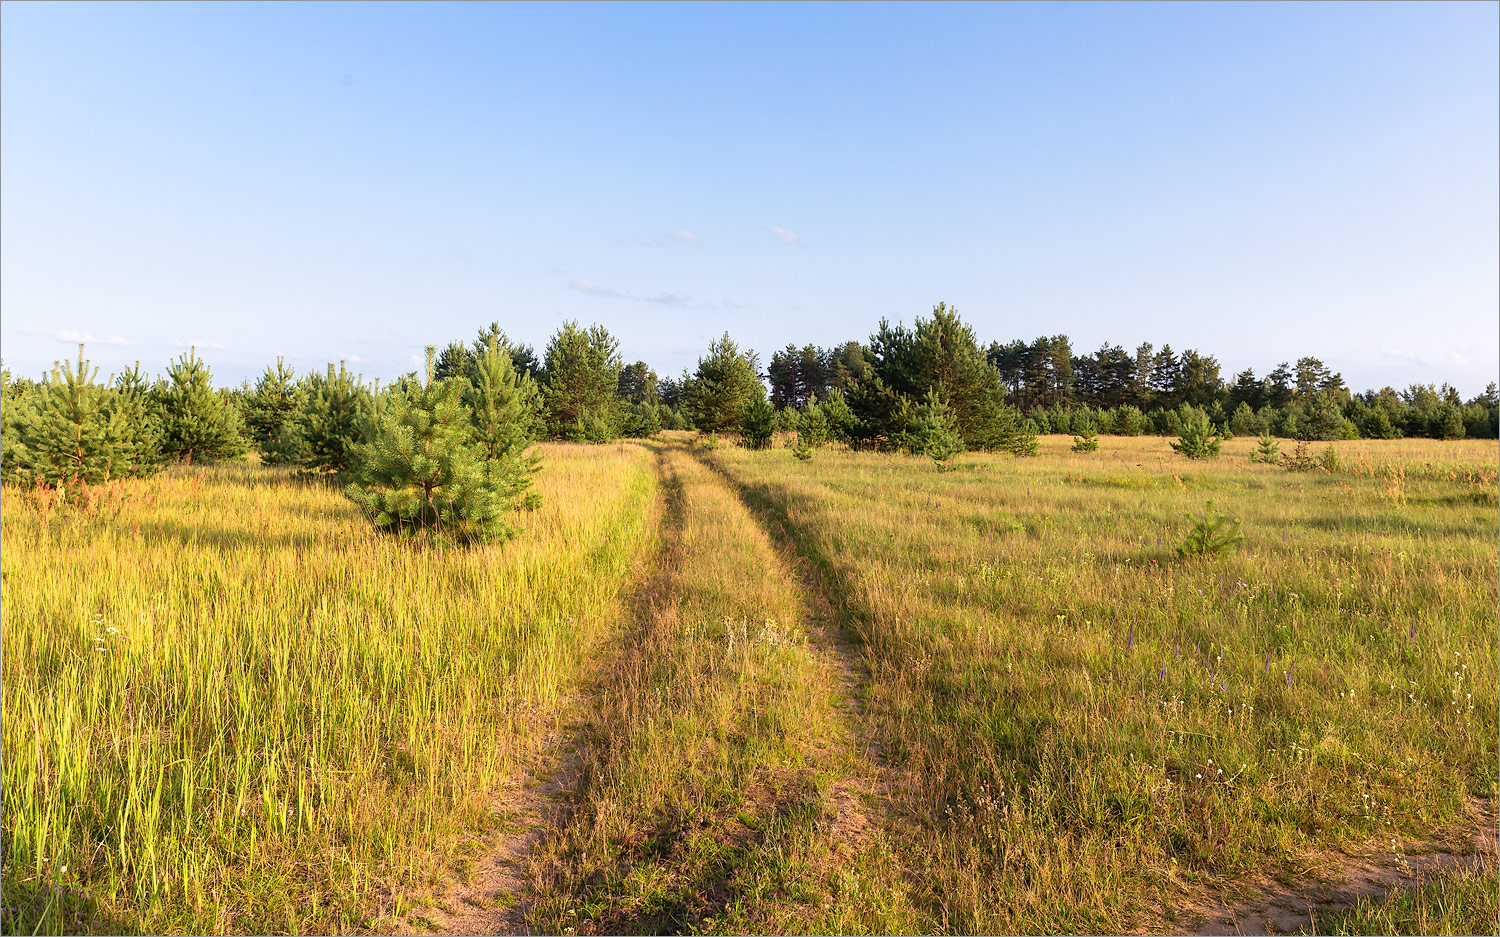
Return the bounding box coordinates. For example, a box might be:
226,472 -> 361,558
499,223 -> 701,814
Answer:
739,395 -> 775,450
1009,419 -> 1039,458
1252,432 -> 1280,464
1317,445 -> 1340,473
1170,410 -> 1221,459
1283,438 -> 1317,472
1071,421 -> 1099,453
791,438 -> 814,461
701,431 -> 720,451
1176,501 -> 1243,558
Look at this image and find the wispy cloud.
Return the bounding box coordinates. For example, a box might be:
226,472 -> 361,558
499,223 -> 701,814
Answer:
645,292 -> 694,307
340,354 -> 366,364
569,279 -> 633,299
1379,347 -> 1425,366
570,278 -> 722,310
173,338 -> 227,350
668,229 -> 702,247
39,329 -> 131,346
768,225 -> 804,246
1450,351 -> 1473,368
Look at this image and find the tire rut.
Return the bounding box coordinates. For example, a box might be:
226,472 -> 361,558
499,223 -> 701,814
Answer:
396,443 -> 683,937
692,446 -> 909,863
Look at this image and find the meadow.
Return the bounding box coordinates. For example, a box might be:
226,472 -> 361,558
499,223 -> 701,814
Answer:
2,433 -> 1496,935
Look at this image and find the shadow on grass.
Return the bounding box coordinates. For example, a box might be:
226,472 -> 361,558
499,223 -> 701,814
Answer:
0,872 -> 137,936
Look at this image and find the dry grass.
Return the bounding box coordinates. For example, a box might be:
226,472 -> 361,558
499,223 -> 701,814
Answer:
1,443 -> 657,935
709,433 -> 1498,933
528,437 -> 915,935
4,431 -> 1495,935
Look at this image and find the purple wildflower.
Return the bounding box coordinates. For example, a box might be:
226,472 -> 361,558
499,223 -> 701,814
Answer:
1127,623 -> 1135,650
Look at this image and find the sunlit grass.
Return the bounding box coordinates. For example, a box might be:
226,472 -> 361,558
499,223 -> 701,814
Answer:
1,442 -> 657,935
711,434 -> 1498,933
531,438 -> 916,936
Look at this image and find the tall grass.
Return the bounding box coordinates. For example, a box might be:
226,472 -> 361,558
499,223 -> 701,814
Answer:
1,442 -> 657,935
711,434 -> 1498,932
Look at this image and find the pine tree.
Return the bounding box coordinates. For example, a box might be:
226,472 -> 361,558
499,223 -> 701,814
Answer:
914,390 -> 962,468
1008,418 -> 1040,457
466,337 -> 544,511
107,362 -> 162,477
466,336 -> 541,465
15,346 -> 127,488
1071,418 -> 1100,452
1171,408 -> 1222,459
294,361 -> 370,475
0,365 -> 36,484
539,321 -> 622,438
347,348 -> 533,542
739,392 -> 776,450
243,358 -> 304,464
1252,432 -> 1280,464
682,333 -> 764,432
858,304 -> 1017,450
155,348 -> 247,464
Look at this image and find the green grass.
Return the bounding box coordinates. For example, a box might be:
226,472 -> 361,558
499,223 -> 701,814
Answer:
3,432 -> 1495,935
709,434 -> 1498,933
1302,859 -> 1499,936
1,443 -> 658,934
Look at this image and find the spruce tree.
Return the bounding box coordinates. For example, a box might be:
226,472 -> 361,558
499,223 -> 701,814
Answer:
347,348 -> 534,542
155,348 -> 247,464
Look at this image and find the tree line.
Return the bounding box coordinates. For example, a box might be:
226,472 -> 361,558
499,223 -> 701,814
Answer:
4,305 -> 1495,536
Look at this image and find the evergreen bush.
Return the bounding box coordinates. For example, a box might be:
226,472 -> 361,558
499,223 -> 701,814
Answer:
154,348 -> 247,464
1008,418 -> 1040,457
346,348 -> 538,542
1170,408 -> 1222,459
1176,501 -> 1243,558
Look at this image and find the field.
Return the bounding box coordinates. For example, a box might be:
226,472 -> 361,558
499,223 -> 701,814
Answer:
3,434 -> 1496,935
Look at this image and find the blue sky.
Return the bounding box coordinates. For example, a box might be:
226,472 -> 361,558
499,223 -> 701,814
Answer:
3,1 -> 1496,394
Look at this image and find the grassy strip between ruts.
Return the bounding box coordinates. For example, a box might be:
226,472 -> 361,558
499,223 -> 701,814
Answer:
708,434 -> 1498,933
528,437 -> 915,935
1,442 -> 656,935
